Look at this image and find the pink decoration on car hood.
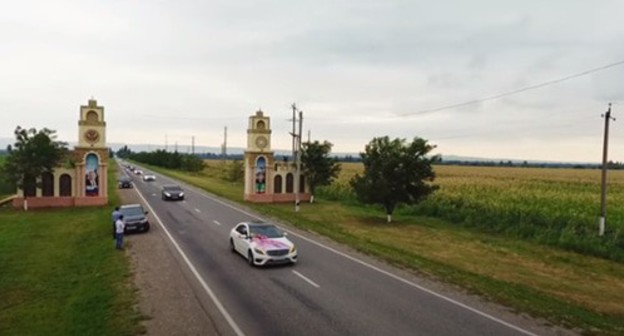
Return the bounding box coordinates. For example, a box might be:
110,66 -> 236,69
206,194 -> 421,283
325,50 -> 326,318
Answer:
252,235 -> 290,250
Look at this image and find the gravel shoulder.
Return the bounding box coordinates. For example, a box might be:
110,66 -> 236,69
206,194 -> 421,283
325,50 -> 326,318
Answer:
118,187 -> 220,336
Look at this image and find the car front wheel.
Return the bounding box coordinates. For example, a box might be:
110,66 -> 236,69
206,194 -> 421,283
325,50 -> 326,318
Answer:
247,250 -> 255,267
230,239 -> 236,253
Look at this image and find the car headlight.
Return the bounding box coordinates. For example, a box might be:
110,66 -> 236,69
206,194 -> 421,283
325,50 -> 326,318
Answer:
179,192 -> 184,197
164,192 -> 171,197
290,246 -> 297,254
141,218 -> 148,224
253,248 -> 265,255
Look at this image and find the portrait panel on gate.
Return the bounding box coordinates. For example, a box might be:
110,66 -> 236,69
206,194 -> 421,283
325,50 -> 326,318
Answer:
85,153 -> 99,196
255,157 -> 266,194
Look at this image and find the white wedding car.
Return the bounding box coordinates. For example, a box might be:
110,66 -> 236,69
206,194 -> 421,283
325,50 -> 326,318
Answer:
229,221 -> 297,266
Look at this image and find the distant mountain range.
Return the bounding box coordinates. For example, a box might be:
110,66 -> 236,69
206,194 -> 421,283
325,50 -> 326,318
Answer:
0,137 -> 597,165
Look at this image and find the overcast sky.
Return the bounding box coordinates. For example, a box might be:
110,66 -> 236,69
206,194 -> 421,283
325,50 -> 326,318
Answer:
1,0 -> 624,162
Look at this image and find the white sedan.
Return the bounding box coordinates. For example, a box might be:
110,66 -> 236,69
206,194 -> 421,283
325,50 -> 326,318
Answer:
229,222 -> 297,266
142,174 -> 156,181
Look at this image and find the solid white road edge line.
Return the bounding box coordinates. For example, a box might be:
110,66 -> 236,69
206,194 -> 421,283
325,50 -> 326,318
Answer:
181,182 -> 539,336
126,162 -> 538,336
213,220 -> 222,226
292,271 -> 320,288
132,185 -> 246,336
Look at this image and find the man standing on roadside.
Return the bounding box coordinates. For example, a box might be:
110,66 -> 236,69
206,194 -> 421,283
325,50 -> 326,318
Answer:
115,215 -> 125,250
112,206 -> 121,239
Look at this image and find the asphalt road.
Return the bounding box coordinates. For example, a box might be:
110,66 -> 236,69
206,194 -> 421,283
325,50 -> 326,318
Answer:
118,162 -> 573,336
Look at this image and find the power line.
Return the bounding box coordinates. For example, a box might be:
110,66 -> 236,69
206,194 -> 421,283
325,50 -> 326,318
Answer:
403,59 -> 624,116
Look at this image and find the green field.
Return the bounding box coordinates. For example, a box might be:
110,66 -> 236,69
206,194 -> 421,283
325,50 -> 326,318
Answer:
135,159 -> 624,335
0,161 -> 144,336
320,163 -> 624,262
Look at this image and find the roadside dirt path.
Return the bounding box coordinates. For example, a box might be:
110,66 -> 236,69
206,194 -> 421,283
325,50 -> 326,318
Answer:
118,188 -> 220,335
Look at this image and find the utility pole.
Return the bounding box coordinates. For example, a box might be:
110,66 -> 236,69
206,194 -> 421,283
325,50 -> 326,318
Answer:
307,129 -> 311,144
165,134 -> 168,152
295,110 -> 303,212
291,103 -> 297,157
191,136 -> 195,155
289,104 -> 303,212
599,103 -> 614,236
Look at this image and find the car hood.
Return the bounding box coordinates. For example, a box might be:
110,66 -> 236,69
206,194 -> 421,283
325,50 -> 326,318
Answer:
250,236 -> 293,250
123,215 -> 146,223
164,190 -> 183,195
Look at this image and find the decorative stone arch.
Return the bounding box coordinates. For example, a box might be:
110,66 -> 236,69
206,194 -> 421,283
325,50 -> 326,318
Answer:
86,110 -> 99,123
60,174 -> 72,196
41,172 -> 54,197
256,120 -> 266,130
286,173 -> 294,193
274,174 -> 283,193
299,175 -> 305,193
23,176 -> 37,197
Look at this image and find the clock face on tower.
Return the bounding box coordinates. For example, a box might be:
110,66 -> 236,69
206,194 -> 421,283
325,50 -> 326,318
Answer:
84,129 -> 100,144
255,136 -> 268,149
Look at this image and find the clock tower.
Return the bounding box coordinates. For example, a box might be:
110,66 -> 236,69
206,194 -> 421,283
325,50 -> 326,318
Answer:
247,110 -> 271,152
74,98 -> 108,202
78,98 -> 106,148
242,109 -> 310,204
11,98 -> 110,209
244,110 -> 275,202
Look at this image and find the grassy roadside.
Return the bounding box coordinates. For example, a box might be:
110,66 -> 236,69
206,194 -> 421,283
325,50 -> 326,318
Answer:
0,161 -> 144,336
137,161 -> 624,335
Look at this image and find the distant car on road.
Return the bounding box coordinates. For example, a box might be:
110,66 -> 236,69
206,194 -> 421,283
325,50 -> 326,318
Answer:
229,221 -> 297,266
134,169 -> 143,175
161,185 -> 184,201
143,174 -> 156,182
119,204 -> 150,232
118,176 -> 133,189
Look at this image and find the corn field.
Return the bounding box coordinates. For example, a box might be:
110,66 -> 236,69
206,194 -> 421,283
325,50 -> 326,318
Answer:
318,163 -> 624,261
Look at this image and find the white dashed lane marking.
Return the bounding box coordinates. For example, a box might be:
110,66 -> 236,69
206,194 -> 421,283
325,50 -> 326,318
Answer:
292,270 -> 320,288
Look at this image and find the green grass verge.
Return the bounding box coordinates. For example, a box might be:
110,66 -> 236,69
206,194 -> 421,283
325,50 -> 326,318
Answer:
0,160 -> 144,336
133,160 -> 624,335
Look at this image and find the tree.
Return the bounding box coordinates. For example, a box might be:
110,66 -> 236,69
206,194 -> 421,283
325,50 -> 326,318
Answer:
301,140 -> 341,203
226,160 -> 244,183
1,126 -> 68,210
116,145 -> 133,158
180,154 -> 205,172
350,136 -> 439,223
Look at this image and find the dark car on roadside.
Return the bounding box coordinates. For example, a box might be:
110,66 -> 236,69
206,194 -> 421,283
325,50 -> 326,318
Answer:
162,185 -> 184,201
118,176 -> 133,189
119,204 -> 150,232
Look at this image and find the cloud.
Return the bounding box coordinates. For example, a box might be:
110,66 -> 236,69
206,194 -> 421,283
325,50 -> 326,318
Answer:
2,0 -> 624,162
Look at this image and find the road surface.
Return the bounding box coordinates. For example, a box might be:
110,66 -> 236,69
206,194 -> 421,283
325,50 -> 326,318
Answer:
119,162 -> 573,336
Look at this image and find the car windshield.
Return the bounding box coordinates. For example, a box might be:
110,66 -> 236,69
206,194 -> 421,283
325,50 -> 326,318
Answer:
120,206 -> 144,217
163,186 -> 182,192
120,177 -> 131,182
249,224 -> 283,238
